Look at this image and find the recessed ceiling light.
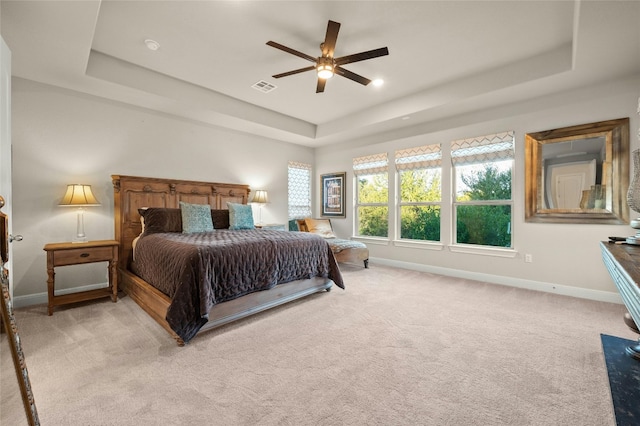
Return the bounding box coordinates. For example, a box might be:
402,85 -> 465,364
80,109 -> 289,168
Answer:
144,39 -> 160,51
372,79 -> 384,87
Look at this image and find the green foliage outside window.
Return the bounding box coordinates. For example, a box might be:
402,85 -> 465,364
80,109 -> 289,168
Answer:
358,206 -> 389,237
400,205 -> 441,240
456,164 -> 512,247
356,163 -> 512,246
399,169 -> 441,241
357,174 -> 388,237
400,169 -> 441,202
456,205 -> 511,247
456,164 -> 511,201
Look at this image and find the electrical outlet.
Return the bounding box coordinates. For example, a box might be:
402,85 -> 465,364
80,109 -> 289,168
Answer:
525,254 -> 533,263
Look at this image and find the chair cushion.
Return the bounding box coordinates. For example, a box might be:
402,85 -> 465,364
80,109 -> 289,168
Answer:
304,218 -> 336,238
296,219 -> 308,232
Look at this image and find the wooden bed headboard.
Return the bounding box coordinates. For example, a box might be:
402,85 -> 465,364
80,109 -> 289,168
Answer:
112,175 -> 251,270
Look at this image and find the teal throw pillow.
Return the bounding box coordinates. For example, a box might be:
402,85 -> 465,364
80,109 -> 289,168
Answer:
227,202 -> 255,230
179,202 -> 214,233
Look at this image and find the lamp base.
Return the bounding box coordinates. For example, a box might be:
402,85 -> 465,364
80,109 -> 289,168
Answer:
627,218 -> 640,245
73,208 -> 88,243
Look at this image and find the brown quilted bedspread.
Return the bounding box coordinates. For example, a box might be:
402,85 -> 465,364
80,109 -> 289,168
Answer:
131,229 -> 344,342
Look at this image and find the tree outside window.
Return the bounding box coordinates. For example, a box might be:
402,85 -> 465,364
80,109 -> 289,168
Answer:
354,133 -> 513,247
354,153 -> 388,237
452,132 -> 514,248
396,144 -> 442,241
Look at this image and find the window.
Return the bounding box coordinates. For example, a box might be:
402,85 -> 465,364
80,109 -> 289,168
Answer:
395,144 -> 442,241
353,153 -> 388,237
451,131 -> 514,248
288,161 -> 312,219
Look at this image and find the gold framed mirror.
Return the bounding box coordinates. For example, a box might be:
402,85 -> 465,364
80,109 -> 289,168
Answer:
525,118 -> 630,224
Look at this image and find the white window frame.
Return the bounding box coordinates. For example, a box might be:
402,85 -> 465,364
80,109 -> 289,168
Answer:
353,153 -> 389,238
395,144 -> 442,242
450,131 -> 515,250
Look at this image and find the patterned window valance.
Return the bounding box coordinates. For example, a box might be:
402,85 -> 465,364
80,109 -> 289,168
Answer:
395,144 -> 442,170
451,131 -> 515,166
353,153 -> 388,176
288,161 -> 312,172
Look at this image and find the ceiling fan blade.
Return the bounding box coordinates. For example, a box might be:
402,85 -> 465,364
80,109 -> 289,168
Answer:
335,47 -> 389,66
316,78 -> 327,93
266,41 -> 316,63
334,67 -> 371,86
272,65 -> 316,79
321,20 -> 341,57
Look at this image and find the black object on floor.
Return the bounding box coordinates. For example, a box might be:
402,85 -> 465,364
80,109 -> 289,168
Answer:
601,334 -> 640,426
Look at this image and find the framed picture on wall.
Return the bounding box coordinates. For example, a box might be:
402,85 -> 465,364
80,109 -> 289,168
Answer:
321,172 -> 346,218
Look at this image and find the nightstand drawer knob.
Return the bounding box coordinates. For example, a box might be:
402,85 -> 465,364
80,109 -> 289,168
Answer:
80,253 -> 90,258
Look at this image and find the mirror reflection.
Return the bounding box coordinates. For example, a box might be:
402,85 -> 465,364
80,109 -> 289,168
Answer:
542,136 -> 606,210
525,118 -> 629,224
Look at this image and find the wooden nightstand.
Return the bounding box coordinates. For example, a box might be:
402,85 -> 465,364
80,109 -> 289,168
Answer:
43,240 -> 119,315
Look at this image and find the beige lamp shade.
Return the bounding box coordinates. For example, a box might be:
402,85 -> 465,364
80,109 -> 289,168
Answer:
251,190 -> 269,204
59,184 -> 100,206
59,184 -> 100,243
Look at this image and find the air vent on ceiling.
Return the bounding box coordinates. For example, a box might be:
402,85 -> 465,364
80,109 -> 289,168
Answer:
252,80 -> 277,93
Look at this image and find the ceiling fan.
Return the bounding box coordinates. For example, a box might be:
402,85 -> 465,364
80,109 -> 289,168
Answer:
266,20 -> 389,93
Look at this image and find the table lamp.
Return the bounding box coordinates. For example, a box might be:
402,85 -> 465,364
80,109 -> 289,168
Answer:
59,184 -> 100,243
250,190 -> 269,225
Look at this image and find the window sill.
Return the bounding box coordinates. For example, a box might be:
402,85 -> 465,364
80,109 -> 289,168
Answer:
351,236 -> 389,246
448,244 -> 517,258
349,237 -> 518,258
393,239 -> 444,251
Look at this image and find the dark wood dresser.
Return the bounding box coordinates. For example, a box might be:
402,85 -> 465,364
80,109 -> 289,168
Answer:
600,241 -> 640,358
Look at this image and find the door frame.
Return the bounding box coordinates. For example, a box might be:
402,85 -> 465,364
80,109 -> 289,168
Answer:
1,36 -> 13,299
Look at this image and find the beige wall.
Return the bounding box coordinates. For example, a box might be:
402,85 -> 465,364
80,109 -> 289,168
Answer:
315,75 -> 640,300
10,78 -> 314,303
10,74 -> 640,306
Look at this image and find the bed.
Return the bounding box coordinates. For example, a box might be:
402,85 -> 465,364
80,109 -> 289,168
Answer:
112,175 -> 344,345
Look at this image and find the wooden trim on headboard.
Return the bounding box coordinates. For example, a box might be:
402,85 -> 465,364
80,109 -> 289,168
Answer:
112,175 -> 251,270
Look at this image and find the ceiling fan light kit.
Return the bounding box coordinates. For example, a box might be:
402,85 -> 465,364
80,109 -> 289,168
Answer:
267,20 -> 388,93
317,60 -> 334,79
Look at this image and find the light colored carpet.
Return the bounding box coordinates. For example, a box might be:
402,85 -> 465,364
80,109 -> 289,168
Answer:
2,264 -> 636,425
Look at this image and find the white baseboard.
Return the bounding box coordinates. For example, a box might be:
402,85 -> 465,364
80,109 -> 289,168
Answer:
369,257 -> 623,305
12,282 -> 109,309
13,261 -> 624,308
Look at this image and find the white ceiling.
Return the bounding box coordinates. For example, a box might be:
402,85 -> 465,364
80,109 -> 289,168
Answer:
1,1 -> 639,147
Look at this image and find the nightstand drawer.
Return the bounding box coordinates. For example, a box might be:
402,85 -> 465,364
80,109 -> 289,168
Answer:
52,246 -> 114,266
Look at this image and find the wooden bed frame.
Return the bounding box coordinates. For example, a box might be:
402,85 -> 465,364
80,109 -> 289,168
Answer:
112,175 -> 333,345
